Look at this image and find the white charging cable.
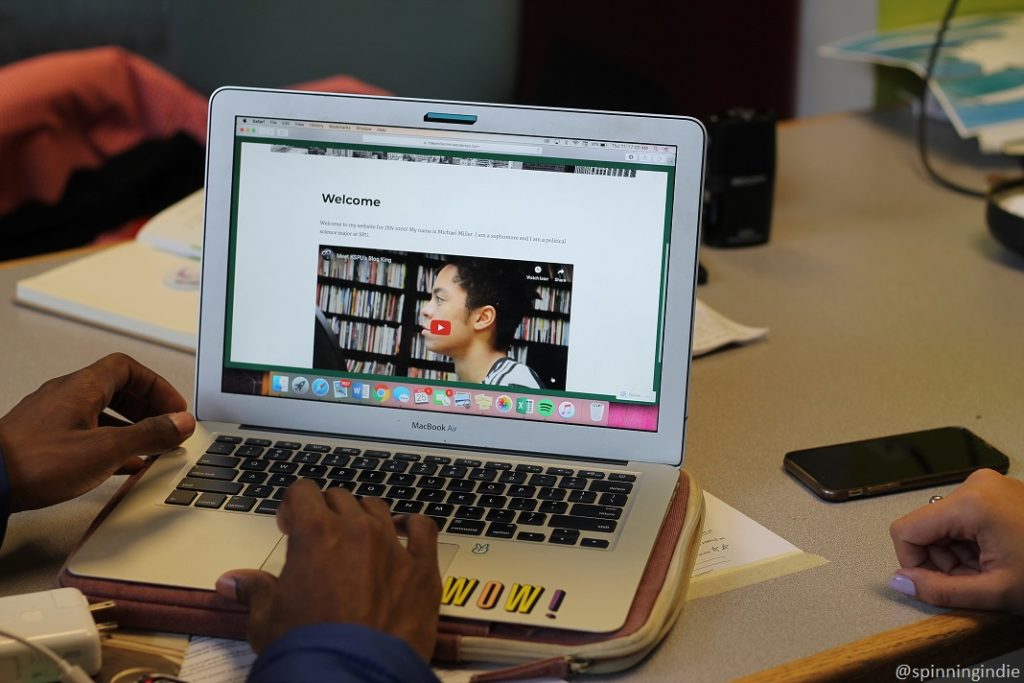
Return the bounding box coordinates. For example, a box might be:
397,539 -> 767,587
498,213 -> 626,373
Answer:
0,626 -> 93,683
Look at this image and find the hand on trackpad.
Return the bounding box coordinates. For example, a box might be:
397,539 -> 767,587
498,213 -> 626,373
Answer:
260,536 -> 459,577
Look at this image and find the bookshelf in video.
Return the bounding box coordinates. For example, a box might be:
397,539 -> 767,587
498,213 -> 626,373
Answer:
315,246 -> 572,390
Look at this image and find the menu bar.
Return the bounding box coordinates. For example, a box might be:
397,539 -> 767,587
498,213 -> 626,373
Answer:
236,116 -> 676,166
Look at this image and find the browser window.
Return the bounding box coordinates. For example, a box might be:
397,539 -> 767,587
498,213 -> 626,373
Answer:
221,116 -> 677,432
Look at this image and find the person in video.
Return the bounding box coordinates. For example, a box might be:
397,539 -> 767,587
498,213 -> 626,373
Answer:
419,258 -> 544,388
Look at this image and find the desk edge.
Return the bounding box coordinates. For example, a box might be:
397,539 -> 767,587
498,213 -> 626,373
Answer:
735,610 -> 1024,682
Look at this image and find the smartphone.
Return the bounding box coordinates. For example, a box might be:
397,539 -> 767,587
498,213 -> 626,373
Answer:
783,426 -> 1010,502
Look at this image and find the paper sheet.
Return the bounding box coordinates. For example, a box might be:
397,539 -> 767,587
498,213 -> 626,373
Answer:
100,630 -> 189,681
687,492 -> 828,600
15,240 -> 199,352
692,299 -> 769,357
175,637 -> 566,683
178,636 -> 256,683
820,12 -> 1024,149
137,188 -> 205,259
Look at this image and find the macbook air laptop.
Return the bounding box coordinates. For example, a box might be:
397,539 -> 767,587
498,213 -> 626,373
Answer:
67,88 -> 706,633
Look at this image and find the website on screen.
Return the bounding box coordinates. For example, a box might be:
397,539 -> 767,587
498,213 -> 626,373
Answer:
222,120 -> 675,431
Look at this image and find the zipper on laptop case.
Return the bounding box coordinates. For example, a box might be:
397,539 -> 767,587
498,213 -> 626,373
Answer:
569,656 -> 593,673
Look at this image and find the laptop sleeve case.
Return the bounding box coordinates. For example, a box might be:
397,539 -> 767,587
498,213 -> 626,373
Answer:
60,468 -> 703,681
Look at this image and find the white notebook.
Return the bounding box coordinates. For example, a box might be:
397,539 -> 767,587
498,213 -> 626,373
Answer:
14,193 -> 203,351
15,240 -> 199,351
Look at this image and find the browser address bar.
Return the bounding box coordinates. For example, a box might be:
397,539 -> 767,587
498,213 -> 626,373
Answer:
362,135 -> 542,155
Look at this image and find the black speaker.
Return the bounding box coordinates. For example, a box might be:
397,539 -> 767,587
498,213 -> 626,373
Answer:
701,108 -> 776,247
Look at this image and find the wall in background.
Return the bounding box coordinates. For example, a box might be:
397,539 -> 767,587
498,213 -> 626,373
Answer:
878,0 -> 1023,27
795,0 -> 877,118
2,1 -> 796,119
0,1 -> 521,102
517,1 -> 800,120
10,2 -> 1019,121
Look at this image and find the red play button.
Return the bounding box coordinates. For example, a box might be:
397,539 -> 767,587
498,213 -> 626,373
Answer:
430,319 -> 451,335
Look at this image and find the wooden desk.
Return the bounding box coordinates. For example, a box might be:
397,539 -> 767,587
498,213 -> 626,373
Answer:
1,109 -> 1023,680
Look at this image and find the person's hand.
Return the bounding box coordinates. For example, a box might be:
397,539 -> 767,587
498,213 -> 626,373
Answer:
889,468 -> 1024,613
0,353 -> 195,512
215,480 -> 441,662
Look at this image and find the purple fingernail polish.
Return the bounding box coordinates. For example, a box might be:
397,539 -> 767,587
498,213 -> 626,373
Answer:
888,573 -> 916,597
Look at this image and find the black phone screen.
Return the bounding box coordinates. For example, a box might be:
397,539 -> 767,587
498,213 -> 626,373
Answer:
784,426 -> 1010,498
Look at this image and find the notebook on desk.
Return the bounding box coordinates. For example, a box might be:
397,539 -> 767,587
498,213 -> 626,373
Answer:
65,88 -> 706,633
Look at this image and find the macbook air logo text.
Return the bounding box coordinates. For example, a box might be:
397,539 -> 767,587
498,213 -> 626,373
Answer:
411,421 -> 457,433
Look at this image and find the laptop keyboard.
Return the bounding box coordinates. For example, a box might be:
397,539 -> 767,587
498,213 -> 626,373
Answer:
164,435 -> 638,550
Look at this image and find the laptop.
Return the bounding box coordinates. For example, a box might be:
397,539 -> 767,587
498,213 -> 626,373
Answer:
66,88 -> 706,633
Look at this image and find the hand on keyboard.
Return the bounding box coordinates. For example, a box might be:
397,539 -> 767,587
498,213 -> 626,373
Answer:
215,479 -> 442,662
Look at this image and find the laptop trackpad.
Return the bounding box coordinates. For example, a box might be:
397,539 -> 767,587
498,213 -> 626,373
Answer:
260,537 -> 459,577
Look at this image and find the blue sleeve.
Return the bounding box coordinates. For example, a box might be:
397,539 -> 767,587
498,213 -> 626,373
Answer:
0,447 -> 10,548
247,623 -> 439,683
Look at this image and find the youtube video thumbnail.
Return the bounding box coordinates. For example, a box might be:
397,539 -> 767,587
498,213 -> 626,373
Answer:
314,244 -> 573,390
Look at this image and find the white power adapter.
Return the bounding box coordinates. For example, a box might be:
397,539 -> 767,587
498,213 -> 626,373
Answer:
0,588 -> 103,682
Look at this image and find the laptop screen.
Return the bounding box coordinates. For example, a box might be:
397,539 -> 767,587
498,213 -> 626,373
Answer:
221,115 -> 677,433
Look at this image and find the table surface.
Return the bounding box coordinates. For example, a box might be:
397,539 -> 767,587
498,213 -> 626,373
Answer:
2,109 -> 1023,681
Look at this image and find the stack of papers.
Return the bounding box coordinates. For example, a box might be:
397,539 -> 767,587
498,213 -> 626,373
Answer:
134,188 -> 205,259
687,492 -> 827,600
14,191 -> 204,351
692,299 -> 768,356
822,13 -> 1024,153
